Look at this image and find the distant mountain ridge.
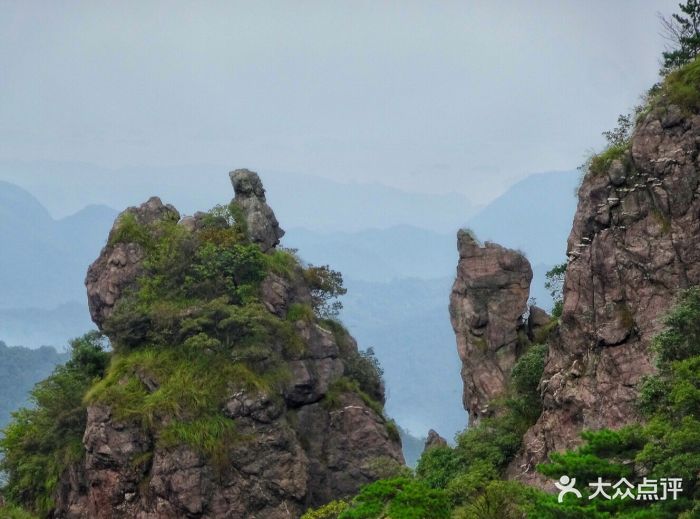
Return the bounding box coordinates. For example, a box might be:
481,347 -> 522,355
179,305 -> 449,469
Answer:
0,161 -> 479,232
466,169 -> 580,266
0,180 -> 117,310
0,342 -> 69,430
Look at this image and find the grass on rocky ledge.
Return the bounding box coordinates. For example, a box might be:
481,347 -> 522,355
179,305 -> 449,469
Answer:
85,334 -> 290,463
662,56 -> 700,112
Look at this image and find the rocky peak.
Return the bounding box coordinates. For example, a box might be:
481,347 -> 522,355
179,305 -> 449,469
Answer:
66,171 -> 402,518
449,230 -> 533,423
512,100 -> 700,483
423,429 -> 448,452
86,197 -> 180,329
230,168 -> 284,252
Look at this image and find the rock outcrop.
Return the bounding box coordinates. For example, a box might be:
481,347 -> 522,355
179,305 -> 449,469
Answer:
449,230 -> 533,423
423,429 -> 448,451
63,173 -> 403,519
85,197 -> 180,328
230,168 -> 284,252
512,101 -> 700,482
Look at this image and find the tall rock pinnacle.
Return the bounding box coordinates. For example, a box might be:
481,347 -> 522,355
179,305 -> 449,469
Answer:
449,230 -> 533,424
230,168 -> 284,252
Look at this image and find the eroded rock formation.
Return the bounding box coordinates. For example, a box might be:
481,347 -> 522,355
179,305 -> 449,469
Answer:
230,168 -> 285,252
512,102 -> 700,482
423,429 -> 448,451
449,230 -> 533,423
63,173 -> 403,519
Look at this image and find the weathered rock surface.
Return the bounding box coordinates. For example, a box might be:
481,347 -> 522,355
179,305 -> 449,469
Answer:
85,197 -> 180,328
230,168 -> 285,252
423,429 -> 448,451
62,173 -> 402,518
512,103 -> 700,483
449,230 -> 533,423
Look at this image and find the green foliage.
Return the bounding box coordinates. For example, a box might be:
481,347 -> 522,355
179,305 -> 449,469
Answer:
323,377 -> 383,417
205,201 -> 249,239
602,113 -> 633,147
85,335 -> 287,463
652,287 -> 700,363
454,480 -> 538,519
0,343 -> 69,431
385,419 -> 401,443
159,416 -> 239,469
415,446 -> 464,489
589,142 -> 629,177
660,0 -> 700,74
0,504 -> 39,519
0,333 -> 109,516
662,55 -> 700,111
264,248 -> 300,277
545,263 -> 566,318
338,477 -> 450,519
534,287 -> 700,517
323,320 -> 386,404
301,500 -> 350,519
510,343 -> 548,423
304,265 -> 347,319
108,211 -> 152,248
286,303 -> 315,323
343,347 -> 384,404
185,242 -> 267,302
511,344 -> 547,398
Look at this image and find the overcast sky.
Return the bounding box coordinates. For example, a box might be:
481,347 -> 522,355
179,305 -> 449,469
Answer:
0,1 -> 679,203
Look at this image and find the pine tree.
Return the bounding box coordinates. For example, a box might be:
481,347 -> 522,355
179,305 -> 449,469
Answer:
660,1 -> 700,74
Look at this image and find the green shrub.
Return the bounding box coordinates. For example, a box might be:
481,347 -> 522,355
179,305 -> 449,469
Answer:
323,377 -> 383,417
652,287 -> 700,364
339,477 -> 450,519
415,446 -> 465,490
534,287 -> 700,517
589,142 -> 629,177
385,419 -> 401,443
0,504 -> 39,519
511,344 -> 547,398
663,56 -> 700,111
302,500 -> 350,519
159,415 -> 239,469
344,347 -> 384,404
454,480 -> 538,519
108,211 -> 153,247
265,248 -> 300,277
304,265 -> 347,319
0,333 -> 109,516
286,303 -> 315,323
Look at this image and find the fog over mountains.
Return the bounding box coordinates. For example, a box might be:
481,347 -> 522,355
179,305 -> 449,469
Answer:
0,166 -> 578,439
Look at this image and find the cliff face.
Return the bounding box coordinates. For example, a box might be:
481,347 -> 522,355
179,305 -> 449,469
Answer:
511,103 -> 700,480
59,170 -> 403,519
449,98 -> 700,484
449,230 -> 534,423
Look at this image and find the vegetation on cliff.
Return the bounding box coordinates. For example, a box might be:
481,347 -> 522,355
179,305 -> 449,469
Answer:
303,284 -> 700,519
302,332 -> 549,518
304,15 -> 700,513
0,196 -> 388,517
0,333 -> 108,516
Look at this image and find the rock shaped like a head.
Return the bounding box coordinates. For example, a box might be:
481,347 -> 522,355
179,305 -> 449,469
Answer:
229,168 -> 284,252
230,168 -> 266,199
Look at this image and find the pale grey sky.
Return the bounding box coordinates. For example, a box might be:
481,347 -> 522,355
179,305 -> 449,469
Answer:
0,0 -> 679,203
